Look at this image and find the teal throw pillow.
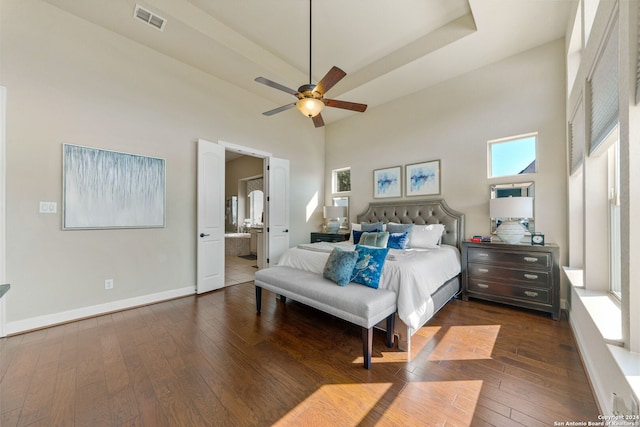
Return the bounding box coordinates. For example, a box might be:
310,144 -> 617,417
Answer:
323,247 -> 359,286
358,231 -> 389,248
387,232 -> 409,249
351,244 -> 389,289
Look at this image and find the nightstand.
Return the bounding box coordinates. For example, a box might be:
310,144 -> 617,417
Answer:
310,232 -> 350,243
461,241 -> 560,320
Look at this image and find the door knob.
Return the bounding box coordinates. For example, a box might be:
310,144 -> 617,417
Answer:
200,233 -> 210,238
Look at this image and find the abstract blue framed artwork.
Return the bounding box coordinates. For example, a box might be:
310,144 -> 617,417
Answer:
63,144 -> 166,229
406,160 -> 440,196
373,166 -> 401,198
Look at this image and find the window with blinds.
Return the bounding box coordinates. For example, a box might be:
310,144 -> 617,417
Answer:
588,16 -> 619,154
569,96 -> 585,174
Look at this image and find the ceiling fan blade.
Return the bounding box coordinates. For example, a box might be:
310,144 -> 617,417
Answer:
255,77 -> 299,96
262,103 -> 296,116
312,114 -> 325,128
324,99 -> 368,112
314,66 -> 346,96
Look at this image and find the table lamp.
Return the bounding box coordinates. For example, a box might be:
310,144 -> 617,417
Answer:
323,206 -> 346,233
490,196 -> 533,244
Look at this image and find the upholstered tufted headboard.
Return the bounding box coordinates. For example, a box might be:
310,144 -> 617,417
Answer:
355,199 -> 465,250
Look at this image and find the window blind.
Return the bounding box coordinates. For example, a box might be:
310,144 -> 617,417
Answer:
570,98 -> 585,174
589,17 -> 619,154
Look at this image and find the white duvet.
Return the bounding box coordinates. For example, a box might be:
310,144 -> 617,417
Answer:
276,242 -> 461,330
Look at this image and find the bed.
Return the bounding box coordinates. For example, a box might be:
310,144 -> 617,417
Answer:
277,199 -> 465,351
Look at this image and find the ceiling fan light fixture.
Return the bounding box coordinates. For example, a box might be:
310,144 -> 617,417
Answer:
253,0 -> 366,127
296,97 -> 324,117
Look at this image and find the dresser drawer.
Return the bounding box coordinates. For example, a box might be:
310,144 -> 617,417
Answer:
467,248 -> 551,269
467,279 -> 550,304
467,263 -> 550,288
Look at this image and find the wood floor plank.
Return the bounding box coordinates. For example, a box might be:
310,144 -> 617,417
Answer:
48,366 -> 77,427
0,281 -> 600,426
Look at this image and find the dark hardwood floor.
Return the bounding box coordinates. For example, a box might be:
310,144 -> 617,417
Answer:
0,281 -> 599,426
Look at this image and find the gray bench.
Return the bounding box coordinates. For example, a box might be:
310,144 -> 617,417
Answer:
254,266 -> 396,369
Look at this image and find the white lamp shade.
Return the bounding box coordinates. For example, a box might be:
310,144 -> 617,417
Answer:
490,196 -> 533,219
323,205 -> 346,219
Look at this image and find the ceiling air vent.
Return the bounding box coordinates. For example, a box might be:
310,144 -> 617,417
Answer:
133,4 -> 166,31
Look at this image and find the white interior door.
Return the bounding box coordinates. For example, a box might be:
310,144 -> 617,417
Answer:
197,139 -> 225,294
266,157 -> 289,266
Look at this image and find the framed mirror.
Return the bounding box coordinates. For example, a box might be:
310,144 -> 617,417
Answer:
490,182 -> 535,234
332,196 -> 349,229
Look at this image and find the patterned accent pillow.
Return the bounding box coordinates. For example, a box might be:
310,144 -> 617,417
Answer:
358,231 -> 389,248
323,247 -> 359,286
387,232 -> 409,250
351,244 -> 390,289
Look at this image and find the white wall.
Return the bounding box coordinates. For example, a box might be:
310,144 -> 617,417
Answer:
326,39 -> 568,296
0,0 -> 324,331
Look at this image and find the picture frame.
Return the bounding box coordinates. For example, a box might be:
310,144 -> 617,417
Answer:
406,159 -> 440,196
63,144 -> 166,229
373,166 -> 402,198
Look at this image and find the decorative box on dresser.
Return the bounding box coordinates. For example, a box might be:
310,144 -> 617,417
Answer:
461,241 -> 560,320
310,232 -> 350,243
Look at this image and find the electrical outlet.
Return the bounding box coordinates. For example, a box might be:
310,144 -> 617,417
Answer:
104,279 -> 114,290
39,201 -> 57,214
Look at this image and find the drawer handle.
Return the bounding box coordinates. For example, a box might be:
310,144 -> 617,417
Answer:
524,291 -> 539,297
476,283 -> 489,289
477,253 -> 489,257
477,268 -> 489,273
524,274 -> 539,280
523,257 -> 539,263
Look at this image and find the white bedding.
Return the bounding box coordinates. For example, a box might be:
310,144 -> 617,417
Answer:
277,241 -> 461,330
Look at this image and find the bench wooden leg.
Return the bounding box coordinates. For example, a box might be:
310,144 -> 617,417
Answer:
362,327 -> 373,369
386,314 -> 395,348
255,286 -> 262,314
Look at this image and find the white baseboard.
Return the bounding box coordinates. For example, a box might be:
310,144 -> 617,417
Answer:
5,286 -> 195,336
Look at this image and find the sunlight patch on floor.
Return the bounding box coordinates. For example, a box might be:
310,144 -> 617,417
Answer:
350,326 -> 442,365
379,380 -> 483,426
272,382 -> 392,426
428,325 -> 500,361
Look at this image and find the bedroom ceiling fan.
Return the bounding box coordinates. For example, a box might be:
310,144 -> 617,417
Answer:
254,0 -> 367,128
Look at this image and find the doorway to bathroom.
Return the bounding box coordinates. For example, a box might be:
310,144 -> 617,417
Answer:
196,140 -> 289,293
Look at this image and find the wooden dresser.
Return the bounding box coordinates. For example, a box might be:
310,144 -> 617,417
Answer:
461,241 -> 560,320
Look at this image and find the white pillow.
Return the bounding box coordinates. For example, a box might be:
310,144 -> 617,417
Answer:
410,224 -> 445,248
